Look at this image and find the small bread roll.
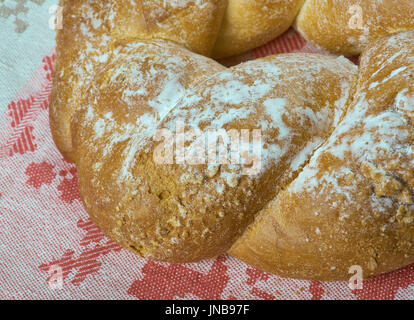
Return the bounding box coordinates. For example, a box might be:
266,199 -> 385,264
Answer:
72,39 -> 356,262
296,0 -> 414,55
230,31 -> 414,280
213,0 -> 305,58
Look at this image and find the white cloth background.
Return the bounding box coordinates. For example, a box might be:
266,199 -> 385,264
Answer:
0,0 -> 56,117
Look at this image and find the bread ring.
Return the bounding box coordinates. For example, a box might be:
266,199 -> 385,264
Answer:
231,31 -> 414,280
50,0 -> 414,280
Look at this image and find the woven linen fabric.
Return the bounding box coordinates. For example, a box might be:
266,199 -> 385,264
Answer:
1,2 -> 414,300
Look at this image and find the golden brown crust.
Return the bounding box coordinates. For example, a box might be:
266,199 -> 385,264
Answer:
213,0 -> 305,58
72,40 -> 227,261
109,0 -> 227,56
51,0 -> 414,162
50,1 -> 414,281
50,0 -> 226,162
296,0 -> 414,55
72,43 -> 357,263
50,0 -> 113,162
230,31 -> 414,281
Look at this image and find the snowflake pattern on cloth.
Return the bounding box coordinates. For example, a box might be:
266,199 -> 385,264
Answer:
1,28 -> 414,300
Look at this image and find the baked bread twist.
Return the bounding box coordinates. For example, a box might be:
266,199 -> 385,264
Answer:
50,1 -> 414,280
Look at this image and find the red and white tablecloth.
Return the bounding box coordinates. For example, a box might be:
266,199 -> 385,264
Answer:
1,1 -> 414,300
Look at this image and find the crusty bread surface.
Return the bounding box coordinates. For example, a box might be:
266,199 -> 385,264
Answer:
212,0 -> 305,58
49,0 -> 414,280
72,39 -> 358,265
231,31 -> 414,280
296,0 -> 414,55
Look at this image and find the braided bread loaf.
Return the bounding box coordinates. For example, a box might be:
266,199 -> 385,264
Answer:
50,1 -> 414,280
